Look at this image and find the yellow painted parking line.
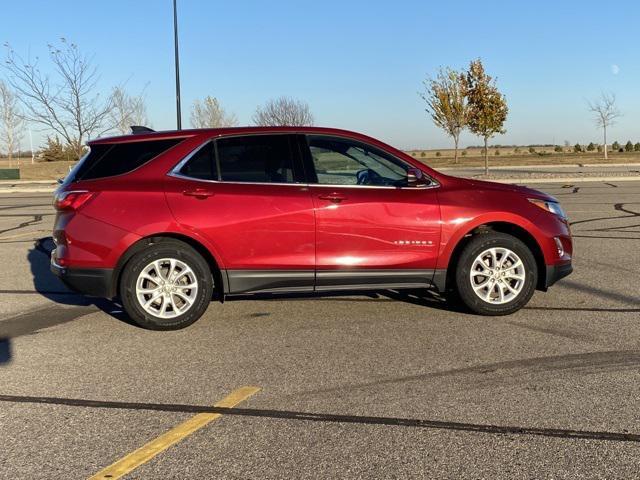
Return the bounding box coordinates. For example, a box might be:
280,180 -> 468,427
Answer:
88,386 -> 261,480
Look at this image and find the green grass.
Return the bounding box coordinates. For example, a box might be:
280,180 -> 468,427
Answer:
0,157 -> 76,180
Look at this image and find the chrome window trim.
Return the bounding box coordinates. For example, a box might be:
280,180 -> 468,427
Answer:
168,171 -> 438,190
309,181 -> 439,190
168,171 -> 310,188
167,134 -> 440,190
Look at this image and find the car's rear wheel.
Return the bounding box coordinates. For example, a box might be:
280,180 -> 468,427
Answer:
454,232 -> 537,315
120,239 -> 213,330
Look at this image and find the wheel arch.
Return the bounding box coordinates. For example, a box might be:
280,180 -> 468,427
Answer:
110,233 -> 226,300
441,221 -> 547,292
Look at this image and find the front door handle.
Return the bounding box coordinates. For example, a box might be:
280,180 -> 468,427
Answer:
318,193 -> 346,203
183,189 -> 215,199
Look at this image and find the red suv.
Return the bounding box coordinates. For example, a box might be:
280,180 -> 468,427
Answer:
51,127 -> 572,330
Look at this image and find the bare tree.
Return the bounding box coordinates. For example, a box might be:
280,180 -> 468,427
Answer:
4,38 -> 114,159
420,67 -> 467,164
0,80 -> 24,167
253,96 -> 314,126
588,93 -> 621,160
190,96 -> 238,128
108,86 -> 149,134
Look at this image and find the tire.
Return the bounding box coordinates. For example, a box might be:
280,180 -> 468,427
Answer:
120,239 -> 214,330
454,232 -> 537,316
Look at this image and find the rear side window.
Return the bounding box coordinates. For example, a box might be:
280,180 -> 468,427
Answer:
216,135 -> 298,183
74,138 -> 183,181
178,142 -> 216,180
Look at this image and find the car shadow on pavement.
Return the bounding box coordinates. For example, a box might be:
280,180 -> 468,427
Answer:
381,289 -> 470,313
0,338 -> 11,364
225,288 -> 471,314
25,237 -> 140,329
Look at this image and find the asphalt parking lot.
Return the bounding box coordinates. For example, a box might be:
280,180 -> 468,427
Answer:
1,181 -> 639,479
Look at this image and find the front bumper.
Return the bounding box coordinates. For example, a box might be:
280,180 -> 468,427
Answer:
51,257 -> 115,298
544,262 -> 573,288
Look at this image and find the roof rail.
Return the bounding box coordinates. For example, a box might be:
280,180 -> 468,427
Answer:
130,126 -> 155,134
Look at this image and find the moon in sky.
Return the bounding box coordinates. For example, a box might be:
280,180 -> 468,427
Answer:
611,64 -> 620,75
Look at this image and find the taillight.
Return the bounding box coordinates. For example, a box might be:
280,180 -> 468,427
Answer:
54,190 -> 96,211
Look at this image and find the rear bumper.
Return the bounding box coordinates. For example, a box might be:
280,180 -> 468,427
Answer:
544,262 -> 573,288
51,257 -> 114,298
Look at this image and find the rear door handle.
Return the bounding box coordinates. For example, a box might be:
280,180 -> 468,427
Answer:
183,189 -> 215,199
318,193 -> 346,203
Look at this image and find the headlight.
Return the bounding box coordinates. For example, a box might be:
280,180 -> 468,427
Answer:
528,198 -> 566,219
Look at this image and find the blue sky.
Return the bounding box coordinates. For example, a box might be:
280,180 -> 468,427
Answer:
2,0 -> 639,149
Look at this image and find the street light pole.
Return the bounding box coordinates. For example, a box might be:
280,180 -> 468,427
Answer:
173,0 -> 182,130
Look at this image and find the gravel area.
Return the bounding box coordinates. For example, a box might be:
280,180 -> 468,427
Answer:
477,170 -> 640,181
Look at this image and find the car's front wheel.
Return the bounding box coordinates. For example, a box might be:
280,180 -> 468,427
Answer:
455,232 -> 537,315
120,239 -> 213,330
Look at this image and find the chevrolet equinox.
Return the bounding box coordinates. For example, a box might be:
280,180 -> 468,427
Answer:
51,127 -> 573,330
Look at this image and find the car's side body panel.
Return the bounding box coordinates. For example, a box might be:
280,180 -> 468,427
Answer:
310,185 -> 441,271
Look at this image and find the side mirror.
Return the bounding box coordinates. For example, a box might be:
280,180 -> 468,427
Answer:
406,168 -> 428,187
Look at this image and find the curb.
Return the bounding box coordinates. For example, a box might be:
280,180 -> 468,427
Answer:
492,176 -> 640,184
581,163 -> 640,168
0,180 -> 58,185
0,188 -> 56,193
439,163 -> 640,171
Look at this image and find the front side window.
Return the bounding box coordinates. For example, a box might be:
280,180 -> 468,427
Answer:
216,135 -> 298,183
307,136 -> 409,187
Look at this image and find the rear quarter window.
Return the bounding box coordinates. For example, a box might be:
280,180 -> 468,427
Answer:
73,138 -> 184,181
177,142 -> 217,180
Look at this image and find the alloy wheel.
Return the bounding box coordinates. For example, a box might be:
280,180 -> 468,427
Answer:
135,258 -> 199,318
469,247 -> 526,304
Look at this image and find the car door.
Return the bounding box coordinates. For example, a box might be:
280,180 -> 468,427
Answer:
301,134 -> 441,291
165,134 -> 316,293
